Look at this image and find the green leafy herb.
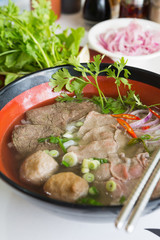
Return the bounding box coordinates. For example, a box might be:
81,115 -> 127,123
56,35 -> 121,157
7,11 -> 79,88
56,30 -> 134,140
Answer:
56,93 -> 85,103
77,197 -> 102,206
119,195 -> 126,204
38,135 -> 68,153
106,58 -> 131,104
0,0 -> 85,85
50,56 -> 132,112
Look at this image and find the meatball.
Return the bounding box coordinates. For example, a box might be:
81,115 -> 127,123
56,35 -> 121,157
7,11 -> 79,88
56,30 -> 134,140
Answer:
20,150 -> 58,185
44,172 -> 89,202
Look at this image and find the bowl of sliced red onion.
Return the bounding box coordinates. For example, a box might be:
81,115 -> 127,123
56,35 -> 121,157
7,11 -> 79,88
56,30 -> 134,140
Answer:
88,18 -> 160,68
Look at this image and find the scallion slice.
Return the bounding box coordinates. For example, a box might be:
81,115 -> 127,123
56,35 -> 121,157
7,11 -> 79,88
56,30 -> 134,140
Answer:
106,180 -> 117,192
89,160 -> 100,170
48,150 -> 59,157
62,152 -> 78,167
89,186 -> 99,196
75,121 -> 84,127
83,173 -> 95,183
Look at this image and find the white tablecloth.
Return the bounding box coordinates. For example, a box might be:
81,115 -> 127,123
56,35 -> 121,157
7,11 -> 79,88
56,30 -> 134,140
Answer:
0,11 -> 160,240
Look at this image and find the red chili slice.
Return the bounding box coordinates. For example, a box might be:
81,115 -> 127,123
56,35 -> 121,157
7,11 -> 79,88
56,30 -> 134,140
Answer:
111,113 -> 140,120
117,118 -> 137,138
149,108 -> 160,119
141,126 -> 150,130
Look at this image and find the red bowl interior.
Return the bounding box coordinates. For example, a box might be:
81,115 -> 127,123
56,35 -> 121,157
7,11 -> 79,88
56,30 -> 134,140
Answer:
0,76 -> 160,188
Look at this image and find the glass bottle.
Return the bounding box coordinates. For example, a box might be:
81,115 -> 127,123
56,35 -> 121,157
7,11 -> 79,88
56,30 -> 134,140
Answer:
61,0 -> 81,14
83,0 -> 111,24
119,0 -> 149,19
149,0 -> 160,23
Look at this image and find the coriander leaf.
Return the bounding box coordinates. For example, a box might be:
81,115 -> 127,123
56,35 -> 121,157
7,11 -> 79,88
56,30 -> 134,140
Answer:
49,69 -> 74,92
56,93 -> 85,103
5,73 -> 18,85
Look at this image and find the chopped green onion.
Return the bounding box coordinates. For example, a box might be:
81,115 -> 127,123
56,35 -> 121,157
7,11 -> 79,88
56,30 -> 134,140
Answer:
62,160 -> 70,167
75,121 -> 84,127
82,159 -> 91,168
44,150 -> 50,154
81,167 -> 89,174
48,150 -> 59,157
106,180 -> 117,192
88,160 -> 100,170
62,152 -> 78,167
77,197 -> 102,206
89,186 -> 99,196
83,173 -> 95,183
93,157 -> 108,164
63,132 -> 74,139
119,195 -> 126,204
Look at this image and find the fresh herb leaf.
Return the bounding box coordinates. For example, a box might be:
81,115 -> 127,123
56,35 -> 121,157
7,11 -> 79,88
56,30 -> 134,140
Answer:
0,0 -> 85,85
106,57 -> 131,104
50,56 -> 131,112
56,93 -> 85,103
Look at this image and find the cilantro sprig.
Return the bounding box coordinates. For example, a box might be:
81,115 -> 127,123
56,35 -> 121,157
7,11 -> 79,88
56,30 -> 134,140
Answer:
0,0 -> 85,85
49,56 -> 141,114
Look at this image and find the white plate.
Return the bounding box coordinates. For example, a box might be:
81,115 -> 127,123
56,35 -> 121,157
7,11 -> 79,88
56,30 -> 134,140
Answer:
88,18 -> 160,67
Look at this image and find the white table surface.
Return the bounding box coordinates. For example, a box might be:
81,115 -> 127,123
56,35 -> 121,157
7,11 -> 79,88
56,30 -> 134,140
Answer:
0,10 -> 160,240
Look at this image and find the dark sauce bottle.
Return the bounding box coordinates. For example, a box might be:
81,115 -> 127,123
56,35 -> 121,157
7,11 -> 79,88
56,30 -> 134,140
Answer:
119,0 -> 149,19
83,0 -> 111,24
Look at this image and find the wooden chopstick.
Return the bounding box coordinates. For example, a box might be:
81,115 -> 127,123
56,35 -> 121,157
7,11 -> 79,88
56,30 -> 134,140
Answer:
115,148 -> 160,231
126,158 -> 160,232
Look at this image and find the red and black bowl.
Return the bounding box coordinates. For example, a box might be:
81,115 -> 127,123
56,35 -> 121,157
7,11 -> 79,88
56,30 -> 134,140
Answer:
0,63 -> 160,222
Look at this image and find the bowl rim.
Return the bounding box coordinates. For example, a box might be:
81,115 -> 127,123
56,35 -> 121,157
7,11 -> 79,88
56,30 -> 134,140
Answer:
0,63 -> 160,211
88,18 -> 160,60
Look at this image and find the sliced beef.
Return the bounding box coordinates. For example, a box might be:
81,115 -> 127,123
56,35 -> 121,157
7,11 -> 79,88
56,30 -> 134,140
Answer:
68,111 -> 118,163
20,150 -> 58,186
114,129 -> 130,149
94,163 -> 111,181
43,172 -> 89,202
109,152 -> 149,181
68,139 -> 118,163
80,125 -> 115,145
26,102 -> 99,130
77,111 -> 117,138
12,124 -> 62,155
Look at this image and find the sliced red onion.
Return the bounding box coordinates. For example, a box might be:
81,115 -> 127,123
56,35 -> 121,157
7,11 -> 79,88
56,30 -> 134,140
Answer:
98,21 -> 160,56
142,118 -> 159,127
130,109 -> 148,116
146,139 -> 160,145
130,111 -> 152,129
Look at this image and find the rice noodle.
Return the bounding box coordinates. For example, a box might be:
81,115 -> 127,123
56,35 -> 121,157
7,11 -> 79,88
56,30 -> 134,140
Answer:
99,21 -> 160,56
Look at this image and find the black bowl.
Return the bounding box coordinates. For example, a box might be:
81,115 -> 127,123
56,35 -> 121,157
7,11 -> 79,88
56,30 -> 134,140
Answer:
0,64 -> 160,222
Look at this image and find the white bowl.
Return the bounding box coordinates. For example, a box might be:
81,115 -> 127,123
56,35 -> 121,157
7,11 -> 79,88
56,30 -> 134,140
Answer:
88,18 -> 160,68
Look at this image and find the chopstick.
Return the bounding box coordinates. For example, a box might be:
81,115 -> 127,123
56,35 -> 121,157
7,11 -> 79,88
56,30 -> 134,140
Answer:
126,158 -> 160,232
115,148 -> 160,232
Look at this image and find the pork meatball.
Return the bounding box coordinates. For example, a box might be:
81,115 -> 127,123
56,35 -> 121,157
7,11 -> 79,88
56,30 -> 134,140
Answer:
20,150 -> 58,185
44,172 -> 89,202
